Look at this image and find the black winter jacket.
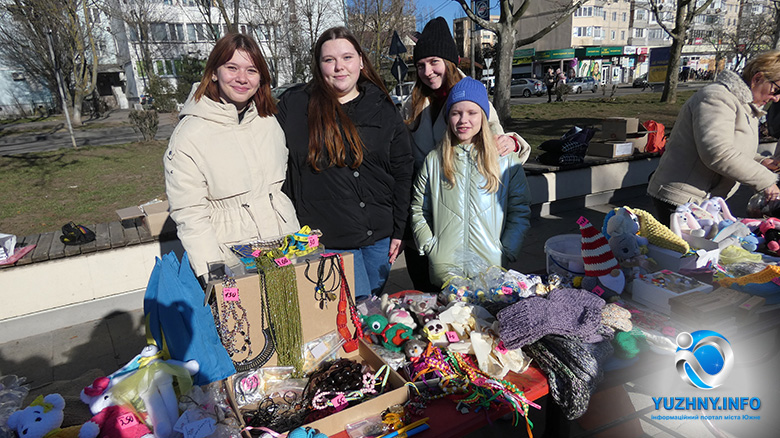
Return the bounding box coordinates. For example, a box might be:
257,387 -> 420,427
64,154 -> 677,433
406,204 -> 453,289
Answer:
277,81 -> 414,249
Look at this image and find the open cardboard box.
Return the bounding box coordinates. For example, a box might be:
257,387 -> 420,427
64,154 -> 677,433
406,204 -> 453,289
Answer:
211,252 -> 409,437
116,200 -> 176,237
588,141 -> 634,158
599,117 -> 652,153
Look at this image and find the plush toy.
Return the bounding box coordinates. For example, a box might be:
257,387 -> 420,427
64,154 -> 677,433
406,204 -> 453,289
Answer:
422,319 -> 450,346
7,394 -> 84,438
403,339 -> 427,361
759,218 -> 780,254
380,294 -> 417,330
361,314 -> 412,352
605,207 -> 648,246
78,405 -> 153,438
407,299 -> 437,326
81,345 -> 199,438
578,216 -> 624,301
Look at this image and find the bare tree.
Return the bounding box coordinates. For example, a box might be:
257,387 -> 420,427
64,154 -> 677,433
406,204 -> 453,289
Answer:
453,0 -> 588,123
647,0 -> 714,103
348,0 -> 415,70
0,0 -> 101,126
704,7 -> 773,75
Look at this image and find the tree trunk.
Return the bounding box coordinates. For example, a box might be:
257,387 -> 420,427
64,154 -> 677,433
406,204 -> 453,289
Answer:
493,24 -> 515,125
661,35 -> 685,104
71,89 -> 84,126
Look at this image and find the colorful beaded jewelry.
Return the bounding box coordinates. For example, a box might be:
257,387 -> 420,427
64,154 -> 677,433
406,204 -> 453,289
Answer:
334,254 -> 362,353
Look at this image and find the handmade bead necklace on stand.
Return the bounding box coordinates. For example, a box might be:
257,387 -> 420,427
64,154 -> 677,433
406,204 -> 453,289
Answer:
257,253 -> 304,375
304,254 -> 340,309
216,275 -> 253,358
232,279 -> 276,372
333,254 -> 363,353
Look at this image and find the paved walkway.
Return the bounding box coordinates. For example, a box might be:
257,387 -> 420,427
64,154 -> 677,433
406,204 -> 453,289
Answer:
0,109 -> 178,155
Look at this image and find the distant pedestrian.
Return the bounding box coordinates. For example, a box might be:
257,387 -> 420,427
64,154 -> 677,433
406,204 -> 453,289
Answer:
544,67 -> 556,103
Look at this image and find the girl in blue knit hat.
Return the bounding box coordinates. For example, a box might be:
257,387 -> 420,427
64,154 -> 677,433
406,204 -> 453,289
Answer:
410,77 -> 532,287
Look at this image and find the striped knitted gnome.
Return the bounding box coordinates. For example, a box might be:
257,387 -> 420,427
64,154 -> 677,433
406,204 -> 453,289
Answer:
578,216 -> 625,302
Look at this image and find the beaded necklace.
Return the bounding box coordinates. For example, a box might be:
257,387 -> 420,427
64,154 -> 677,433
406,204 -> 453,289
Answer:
216,276 -> 252,358
257,254 -> 304,375
334,254 -> 363,352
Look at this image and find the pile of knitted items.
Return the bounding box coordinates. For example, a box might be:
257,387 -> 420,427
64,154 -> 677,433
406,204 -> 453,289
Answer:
524,335 -> 614,420
497,288 -> 605,349
537,126 -> 596,166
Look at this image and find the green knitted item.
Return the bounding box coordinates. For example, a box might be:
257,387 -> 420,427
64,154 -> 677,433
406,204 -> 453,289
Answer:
613,327 -> 646,359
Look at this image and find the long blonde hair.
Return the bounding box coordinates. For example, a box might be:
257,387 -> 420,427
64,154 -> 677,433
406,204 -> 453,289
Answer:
440,111 -> 501,193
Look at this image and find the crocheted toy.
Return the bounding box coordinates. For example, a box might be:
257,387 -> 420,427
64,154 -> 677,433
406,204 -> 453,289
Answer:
380,294 -> 417,330
629,207 -> 690,253
422,318 -> 451,346
759,218 -> 780,255
578,216 -> 624,301
403,339 -> 427,361
81,345 -> 199,438
361,314 -> 413,352
78,405 -> 152,438
7,394 -> 84,438
604,207 -> 648,246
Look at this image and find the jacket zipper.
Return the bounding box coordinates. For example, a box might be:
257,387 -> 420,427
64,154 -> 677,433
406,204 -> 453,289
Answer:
463,146 -> 471,253
241,203 -> 266,238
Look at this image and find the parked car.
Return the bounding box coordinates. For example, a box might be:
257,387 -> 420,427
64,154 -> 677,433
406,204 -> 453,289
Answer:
632,73 -> 649,88
568,76 -> 598,93
391,81 -> 415,108
510,78 -> 546,97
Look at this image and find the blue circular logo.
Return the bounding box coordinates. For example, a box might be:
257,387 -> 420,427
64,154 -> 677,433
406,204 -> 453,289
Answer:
674,330 -> 734,390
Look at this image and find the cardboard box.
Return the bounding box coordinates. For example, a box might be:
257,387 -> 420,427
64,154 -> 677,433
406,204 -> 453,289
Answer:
141,200 -> 177,237
213,252 -> 409,436
116,200 -> 176,238
646,243 -> 722,272
631,270 -> 713,314
588,141 -> 634,158
602,117 -> 639,141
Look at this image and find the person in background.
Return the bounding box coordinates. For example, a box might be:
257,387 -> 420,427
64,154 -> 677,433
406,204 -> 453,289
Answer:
544,67 -> 556,103
164,33 -> 300,283
411,77 -> 531,286
648,50 -> 780,226
277,27 -> 413,299
401,16 -> 530,291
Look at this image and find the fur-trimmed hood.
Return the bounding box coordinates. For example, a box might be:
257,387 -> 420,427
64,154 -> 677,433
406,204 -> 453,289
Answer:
714,69 -> 754,106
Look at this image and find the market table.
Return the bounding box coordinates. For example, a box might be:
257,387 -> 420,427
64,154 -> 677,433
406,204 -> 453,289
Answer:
328,366 -> 549,438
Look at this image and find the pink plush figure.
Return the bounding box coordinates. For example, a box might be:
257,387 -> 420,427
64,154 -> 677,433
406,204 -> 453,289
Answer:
79,405 -> 153,438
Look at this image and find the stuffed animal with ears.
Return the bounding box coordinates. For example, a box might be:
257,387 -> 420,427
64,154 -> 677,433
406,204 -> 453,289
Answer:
759,218 -> 780,254
578,216 -> 624,302
361,314 -> 413,352
80,345 -> 199,438
604,207 -> 648,247
700,197 -> 737,228
380,294 -> 417,330
670,204 -> 709,238
78,382 -> 153,438
7,394 -> 84,438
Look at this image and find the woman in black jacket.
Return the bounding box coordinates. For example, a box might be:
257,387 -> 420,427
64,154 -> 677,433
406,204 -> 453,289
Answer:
277,27 -> 414,299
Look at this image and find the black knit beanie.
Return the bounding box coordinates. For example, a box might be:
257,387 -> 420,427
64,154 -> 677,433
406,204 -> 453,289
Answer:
414,17 -> 459,65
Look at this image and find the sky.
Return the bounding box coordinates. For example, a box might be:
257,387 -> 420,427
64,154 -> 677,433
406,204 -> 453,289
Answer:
415,0 -> 501,31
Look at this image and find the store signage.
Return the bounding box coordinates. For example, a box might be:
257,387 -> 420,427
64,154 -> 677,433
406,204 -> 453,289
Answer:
536,48 -> 575,60
624,45 -> 637,55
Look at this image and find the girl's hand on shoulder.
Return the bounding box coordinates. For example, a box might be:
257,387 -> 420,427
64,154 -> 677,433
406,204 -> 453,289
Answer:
495,135 -> 516,156
388,238 -> 404,264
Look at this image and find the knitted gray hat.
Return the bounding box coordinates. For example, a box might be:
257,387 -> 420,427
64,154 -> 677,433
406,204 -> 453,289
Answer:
497,288 -> 605,349
414,17 -> 459,65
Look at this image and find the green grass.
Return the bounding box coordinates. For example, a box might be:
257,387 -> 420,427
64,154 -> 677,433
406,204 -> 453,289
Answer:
506,90 -> 694,157
0,92 -> 696,237
0,141 -> 168,236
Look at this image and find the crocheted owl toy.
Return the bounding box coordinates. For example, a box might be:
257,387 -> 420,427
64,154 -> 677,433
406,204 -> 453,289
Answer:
578,216 -> 624,302
7,394 -> 84,438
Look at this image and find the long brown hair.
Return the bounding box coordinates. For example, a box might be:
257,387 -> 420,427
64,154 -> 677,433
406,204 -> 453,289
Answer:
406,58 -> 461,130
193,33 -> 276,116
440,110 -> 501,193
308,27 -> 390,171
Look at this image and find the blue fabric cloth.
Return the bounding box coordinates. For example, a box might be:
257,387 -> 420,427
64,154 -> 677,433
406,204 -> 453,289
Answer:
330,237 -> 392,298
144,251 -> 235,385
